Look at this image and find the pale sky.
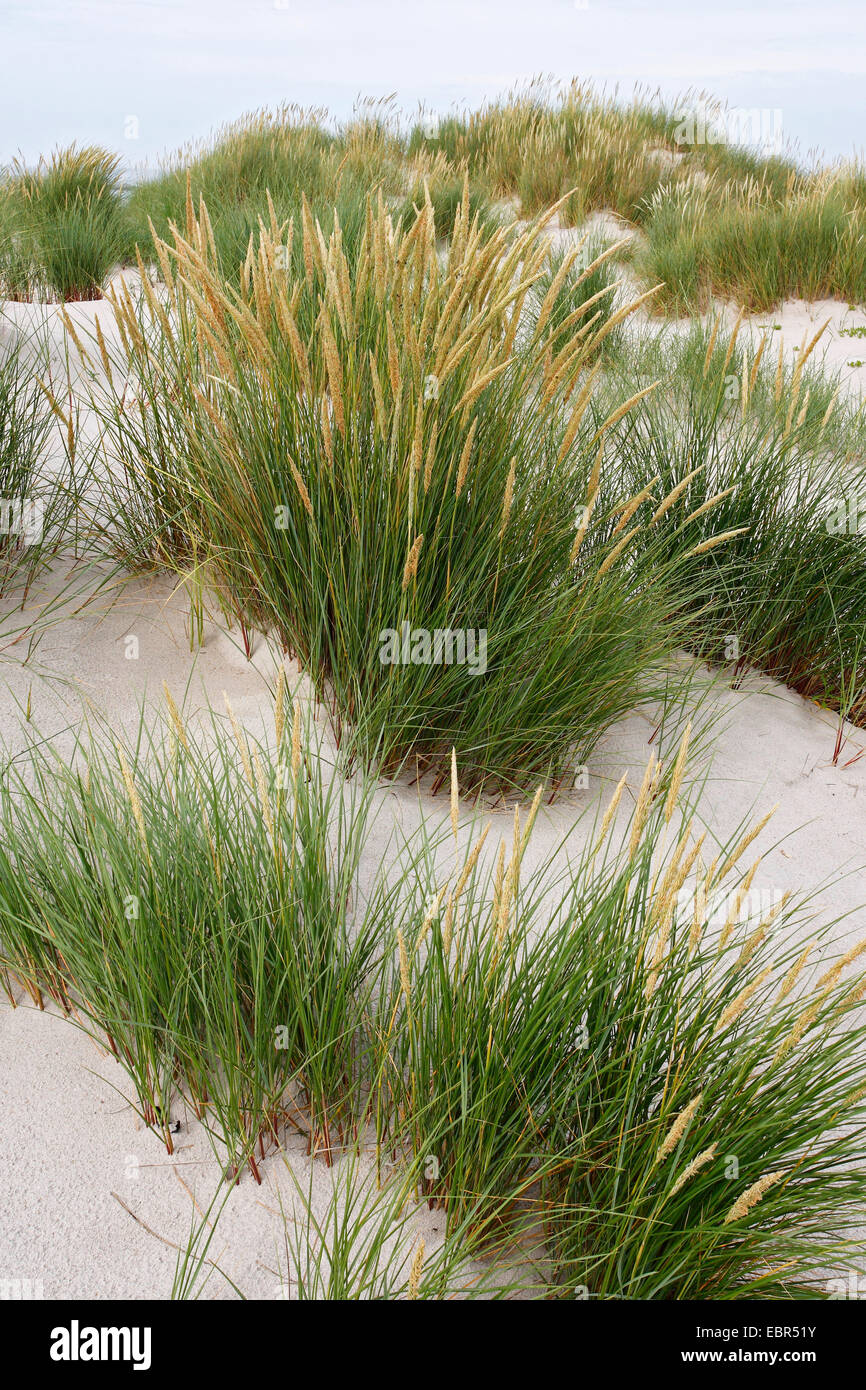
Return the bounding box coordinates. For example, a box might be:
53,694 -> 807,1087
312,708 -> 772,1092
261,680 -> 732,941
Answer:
1,0 -> 863,169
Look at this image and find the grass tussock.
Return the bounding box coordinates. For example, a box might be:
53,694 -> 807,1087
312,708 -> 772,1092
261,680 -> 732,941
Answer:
637,174 -> 866,314
378,737 -> 866,1297
593,318 -> 866,746
0,327 -> 68,599
124,107 -> 381,286
83,193 -> 739,794
0,145 -> 129,302
0,695 -> 380,1178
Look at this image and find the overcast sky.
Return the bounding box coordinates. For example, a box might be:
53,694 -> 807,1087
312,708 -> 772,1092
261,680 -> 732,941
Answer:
1,0 -> 863,169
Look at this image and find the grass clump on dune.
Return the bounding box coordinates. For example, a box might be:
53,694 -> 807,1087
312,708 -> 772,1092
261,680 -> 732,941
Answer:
0,691 -> 381,1178
0,329 -> 65,599
89,192 -> 736,795
410,80 -> 680,225
375,734 -> 866,1298
0,145 -> 128,302
125,110 -> 335,222
638,175 -> 866,313
124,103 -> 406,277
593,317 -> 866,744
5,88 -> 863,316
396,152 -> 498,242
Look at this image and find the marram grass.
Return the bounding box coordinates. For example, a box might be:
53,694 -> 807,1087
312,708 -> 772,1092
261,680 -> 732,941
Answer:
592,317 -> 866,743
85,192 -> 734,795
3,86 -> 865,315
638,173 -> 866,314
372,730 -> 866,1298
0,327 -> 67,600
1,711 -> 865,1298
0,694 -> 382,1179
0,144 -> 128,302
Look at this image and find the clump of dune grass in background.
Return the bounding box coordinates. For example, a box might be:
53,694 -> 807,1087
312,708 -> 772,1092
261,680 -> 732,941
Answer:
0,326 -> 67,599
124,107 -> 338,249
0,145 -> 128,301
592,317 -> 866,741
409,79 -> 681,225
273,1151 -> 543,1300
638,172 -> 866,314
87,192 -> 739,795
123,100 -> 411,282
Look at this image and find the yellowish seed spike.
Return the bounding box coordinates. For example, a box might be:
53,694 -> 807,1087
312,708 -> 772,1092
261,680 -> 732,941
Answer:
724,1170 -> 786,1224
653,1094 -> 703,1167
663,722 -> 691,823
450,748 -> 459,843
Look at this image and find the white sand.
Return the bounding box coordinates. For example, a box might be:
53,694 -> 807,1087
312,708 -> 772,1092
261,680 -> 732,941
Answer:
1,279 -> 865,1299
